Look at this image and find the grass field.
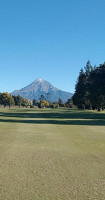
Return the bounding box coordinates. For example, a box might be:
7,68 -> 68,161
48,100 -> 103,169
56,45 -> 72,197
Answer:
0,108 -> 105,200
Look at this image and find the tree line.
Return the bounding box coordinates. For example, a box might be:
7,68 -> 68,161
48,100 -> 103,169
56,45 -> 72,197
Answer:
0,92 -> 73,109
72,61 -> 105,111
0,93 -> 32,108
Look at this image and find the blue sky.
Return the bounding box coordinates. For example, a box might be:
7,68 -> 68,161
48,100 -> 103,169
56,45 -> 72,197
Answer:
0,0 -> 105,93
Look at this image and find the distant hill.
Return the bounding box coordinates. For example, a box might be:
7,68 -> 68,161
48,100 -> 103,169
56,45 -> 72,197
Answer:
11,78 -> 73,102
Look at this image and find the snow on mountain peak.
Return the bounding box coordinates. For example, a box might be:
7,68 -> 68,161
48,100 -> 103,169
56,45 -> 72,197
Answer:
36,78 -> 43,82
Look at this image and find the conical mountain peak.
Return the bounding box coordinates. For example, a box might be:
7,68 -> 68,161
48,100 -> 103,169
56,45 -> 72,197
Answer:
35,78 -> 44,82
11,78 -> 73,102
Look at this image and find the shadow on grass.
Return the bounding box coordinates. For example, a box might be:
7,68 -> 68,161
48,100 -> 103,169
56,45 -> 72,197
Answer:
0,109 -> 105,126
0,118 -> 105,126
0,111 -> 105,120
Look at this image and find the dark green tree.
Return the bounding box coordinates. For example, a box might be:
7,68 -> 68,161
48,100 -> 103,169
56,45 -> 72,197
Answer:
88,63 -> 105,111
73,61 -> 93,109
58,98 -> 63,106
33,99 -> 37,106
73,68 -> 87,109
66,98 -> 74,108
13,95 -> 24,107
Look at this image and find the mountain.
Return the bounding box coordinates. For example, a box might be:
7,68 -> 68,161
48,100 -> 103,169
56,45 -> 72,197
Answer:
11,78 -> 73,102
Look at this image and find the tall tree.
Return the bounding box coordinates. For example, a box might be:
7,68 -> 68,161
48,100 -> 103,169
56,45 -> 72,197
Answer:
88,63 -> 105,110
0,92 -> 14,108
58,98 -> 63,106
13,95 -> 24,107
33,99 -> 37,106
73,68 -> 87,109
73,61 -> 93,109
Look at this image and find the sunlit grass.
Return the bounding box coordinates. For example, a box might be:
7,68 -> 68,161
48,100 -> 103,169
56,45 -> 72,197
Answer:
0,108 -> 105,199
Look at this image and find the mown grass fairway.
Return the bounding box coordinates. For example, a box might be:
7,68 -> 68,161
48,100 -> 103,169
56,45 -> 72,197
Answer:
0,108 -> 105,200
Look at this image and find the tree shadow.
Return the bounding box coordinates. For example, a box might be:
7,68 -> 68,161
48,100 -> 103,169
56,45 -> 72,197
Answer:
0,118 -> 105,126
0,110 -> 105,120
0,109 -> 105,126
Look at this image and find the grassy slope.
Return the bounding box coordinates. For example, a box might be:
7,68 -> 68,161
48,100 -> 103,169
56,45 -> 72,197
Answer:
0,108 -> 105,200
